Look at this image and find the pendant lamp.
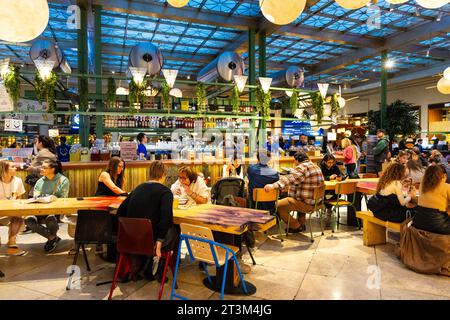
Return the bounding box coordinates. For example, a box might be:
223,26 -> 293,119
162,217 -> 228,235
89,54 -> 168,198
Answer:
259,0 -> 307,25
416,0 -> 449,9
335,0 -> 371,10
167,0 -> 189,8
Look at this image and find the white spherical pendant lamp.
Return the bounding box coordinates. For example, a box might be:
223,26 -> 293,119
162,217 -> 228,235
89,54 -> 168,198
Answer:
335,0 -> 371,10
443,67 -> 450,80
386,0 -> 408,4
0,0 -> 49,43
167,0 -> 189,8
437,77 -> 450,94
416,0 -> 449,9
259,0 -> 307,25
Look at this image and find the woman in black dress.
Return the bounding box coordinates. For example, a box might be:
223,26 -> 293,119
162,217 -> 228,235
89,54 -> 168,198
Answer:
95,157 -> 126,196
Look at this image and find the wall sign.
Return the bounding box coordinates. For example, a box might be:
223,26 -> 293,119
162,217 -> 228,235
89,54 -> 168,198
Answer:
119,141 -> 138,161
4,118 -> 23,132
0,83 -> 13,112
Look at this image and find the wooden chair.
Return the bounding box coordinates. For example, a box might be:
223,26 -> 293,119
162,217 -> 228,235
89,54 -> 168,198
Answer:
252,188 -> 284,243
325,182 -> 359,231
170,223 -> 248,301
108,217 -> 174,300
286,184 -> 326,242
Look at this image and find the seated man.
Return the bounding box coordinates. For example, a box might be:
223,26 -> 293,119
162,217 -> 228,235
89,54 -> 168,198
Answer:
117,161 -> 179,282
264,151 -> 325,233
247,149 -> 279,213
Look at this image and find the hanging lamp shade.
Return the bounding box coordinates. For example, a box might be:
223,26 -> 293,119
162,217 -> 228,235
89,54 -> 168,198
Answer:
416,0 -> 449,9
437,77 -> 450,94
167,0 -> 189,8
386,0 -> 408,4
259,0 -> 307,25
0,0 -> 49,43
169,88 -> 182,98
335,0 -> 371,10
443,67 -> 450,80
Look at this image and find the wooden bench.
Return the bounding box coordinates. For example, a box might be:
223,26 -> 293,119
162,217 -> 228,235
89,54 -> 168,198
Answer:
356,211 -> 401,246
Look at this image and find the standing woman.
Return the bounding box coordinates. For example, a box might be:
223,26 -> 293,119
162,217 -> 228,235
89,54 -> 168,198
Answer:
341,138 -> 357,176
95,157 -> 127,196
0,161 -> 27,256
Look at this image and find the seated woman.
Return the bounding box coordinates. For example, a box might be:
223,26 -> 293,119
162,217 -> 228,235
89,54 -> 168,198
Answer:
0,161 -> 27,256
406,159 -> 425,184
171,166 -> 210,205
368,162 -> 416,223
25,160 -> 69,252
222,153 -> 243,179
95,157 -> 126,196
395,150 -> 409,166
412,165 -> 450,235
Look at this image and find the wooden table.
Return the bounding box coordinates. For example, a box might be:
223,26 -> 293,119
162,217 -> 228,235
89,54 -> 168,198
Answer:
0,197 -> 274,295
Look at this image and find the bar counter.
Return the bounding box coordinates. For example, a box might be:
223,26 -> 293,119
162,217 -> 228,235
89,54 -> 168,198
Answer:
16,155 -> 342,198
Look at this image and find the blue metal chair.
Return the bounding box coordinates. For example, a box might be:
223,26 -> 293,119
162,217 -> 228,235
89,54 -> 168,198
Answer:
170,223 -> 248,300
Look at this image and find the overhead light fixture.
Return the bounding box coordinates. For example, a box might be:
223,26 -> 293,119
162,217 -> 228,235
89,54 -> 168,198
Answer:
162,69 -> 178,88
386,0 -> 408,3
129,67 -> 147,87
334,0 -> 371,10
384,59 -> 395,69
317,83 -> 329,99
259,0 -> 307,25
415,6 -> 420,16
416,0 -> 449,9
0,0 -> 49,43
259,77 -> 272,94
116,81 -> 129,95
389,4 -> 394,11
426,48 -> 431,57
443,67 -> 450,80
285,90 -> 293,97
437,77 -> 450,94
169,88 -> 183,98
144,86 -> 159,97
233,75 -> 248,93
34,59 -> 55,81
0,58 -> 11,79
167,0 -> 189,8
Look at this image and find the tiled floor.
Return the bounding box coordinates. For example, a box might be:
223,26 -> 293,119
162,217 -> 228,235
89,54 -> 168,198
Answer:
0,215 -> 449,300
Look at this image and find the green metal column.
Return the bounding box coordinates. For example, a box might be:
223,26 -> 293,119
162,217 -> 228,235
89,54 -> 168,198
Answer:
258,30 -> 267,148
94,5 -> 103,138
77,1 -> 89,147
380,50 -> 388,130
248,28 -> 257,156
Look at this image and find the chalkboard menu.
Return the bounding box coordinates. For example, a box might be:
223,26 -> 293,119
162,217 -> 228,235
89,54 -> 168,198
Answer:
365,135 -> 378,173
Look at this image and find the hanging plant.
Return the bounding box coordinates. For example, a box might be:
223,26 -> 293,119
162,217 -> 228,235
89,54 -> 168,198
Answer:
231,85 -> 240,114
106,77 -> 117,108
196,82 -> 207,115
311,92 -> 324,124
161,80 -> 171,111
330,93 -> 340,117
128,78 -> 147,114
35,71 -> 58,113
4,66 -> 21,109
256,83 -> 271,120
289,90 -> 299,114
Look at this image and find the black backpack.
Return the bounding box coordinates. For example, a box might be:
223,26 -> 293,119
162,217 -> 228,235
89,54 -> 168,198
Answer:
211,177 -> 246,205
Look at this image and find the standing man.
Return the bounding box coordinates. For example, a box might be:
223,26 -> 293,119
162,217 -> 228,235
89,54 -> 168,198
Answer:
136,133 -> 148,160
373,129 -> 390,176
264,151 -> 324,233
416,139 -> 424,154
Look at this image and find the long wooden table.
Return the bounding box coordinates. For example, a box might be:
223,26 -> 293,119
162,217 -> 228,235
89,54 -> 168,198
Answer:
324,178 -> 379,193
0,197 -> 275,235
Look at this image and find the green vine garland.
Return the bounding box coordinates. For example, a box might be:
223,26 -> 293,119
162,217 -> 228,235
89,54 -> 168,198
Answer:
128,78 -> 147,113
289,90 -> 299,114
161,80 -> 171,111
311,92 -> 324,124
256,83 -> 271,120
35,72 -> 57,113
106,77 -> 117,108
4,66 -> 21,109
330,93 -> 340,117
196,82 -> 207,115
231,85 -> 240,115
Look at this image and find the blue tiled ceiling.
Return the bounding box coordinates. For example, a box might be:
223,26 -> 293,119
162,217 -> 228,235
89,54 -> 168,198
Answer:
0,0 -> 447,88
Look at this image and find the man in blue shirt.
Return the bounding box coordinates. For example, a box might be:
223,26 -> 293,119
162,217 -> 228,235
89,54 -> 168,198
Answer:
295,134 -> 308,148
56,136 -> 71,162
247,149 -> 279,213
136,133 -> 148,159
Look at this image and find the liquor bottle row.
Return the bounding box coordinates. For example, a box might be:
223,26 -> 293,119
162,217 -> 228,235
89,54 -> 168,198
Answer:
104,116 -> 251,129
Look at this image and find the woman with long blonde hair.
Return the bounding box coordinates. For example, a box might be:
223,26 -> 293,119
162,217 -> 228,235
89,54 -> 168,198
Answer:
341,138 -> 357,176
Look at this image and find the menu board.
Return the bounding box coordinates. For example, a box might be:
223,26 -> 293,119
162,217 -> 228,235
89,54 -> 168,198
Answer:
119,141 -> 137,161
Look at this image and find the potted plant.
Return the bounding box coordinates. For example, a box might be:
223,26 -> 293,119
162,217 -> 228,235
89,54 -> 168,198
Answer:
128,77 -> 147,113
160,80 -> 171,111
311,92 -> 324,124
256,83 -> 271,120
196,82 -> 207,115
